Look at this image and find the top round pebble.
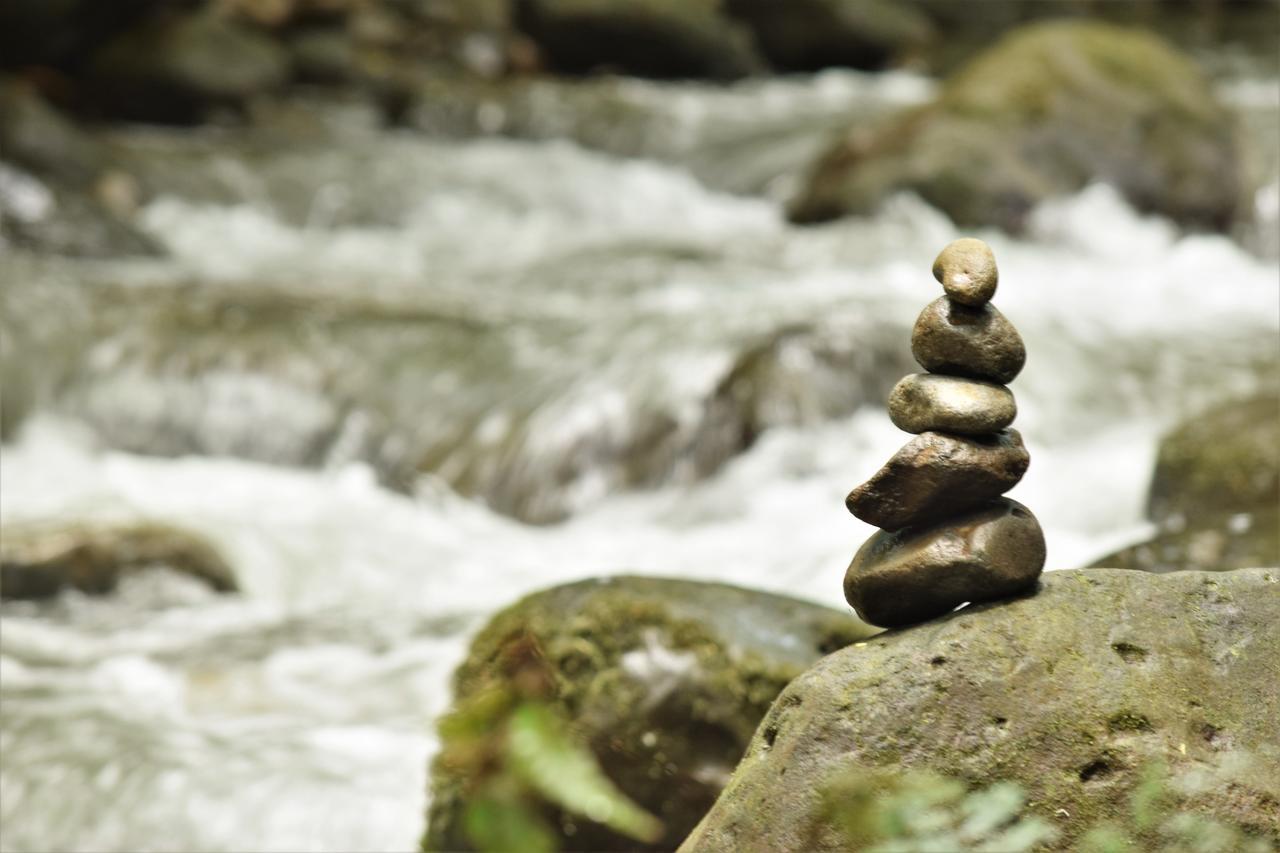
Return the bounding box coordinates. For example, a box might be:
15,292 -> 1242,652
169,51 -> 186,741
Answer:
932,238 -> 998,306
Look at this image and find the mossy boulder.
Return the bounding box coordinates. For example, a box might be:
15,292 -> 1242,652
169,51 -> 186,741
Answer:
512,0 -> 762,79
789,21 -> 1245,233
1094,392 -> 1280,573
424,575 -> 877,851
680,569 -> 1280,851
0,521 -> 237,600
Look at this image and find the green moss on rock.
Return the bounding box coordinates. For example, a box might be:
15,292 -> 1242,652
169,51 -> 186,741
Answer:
424,575 -> 877,851
679,569 -> 1280,851
789,20 -> 1246,232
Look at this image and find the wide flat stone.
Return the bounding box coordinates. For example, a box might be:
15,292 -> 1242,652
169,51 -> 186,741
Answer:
845,429 -> 1029,531
888,373 -> 1015,435
932,238 -> 997,306
843,498 -> 1045,628
912,296 -> 1025,384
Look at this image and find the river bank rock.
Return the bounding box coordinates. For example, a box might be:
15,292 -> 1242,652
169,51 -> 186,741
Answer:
724,0 -> 932,72
680,568 -> 1280,851
1093,391 -> 1280,573
424,575 -> 877,851
0,521 -> 238,600
512,0 -> 762,80
789,21 -> 1245,233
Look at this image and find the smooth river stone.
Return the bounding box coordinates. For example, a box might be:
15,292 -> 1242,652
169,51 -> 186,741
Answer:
843,498 -> 1046,628
912,296 -> 1026,384
845,429 -> 1029,531
888,373 -> 1015,435
932,238 -> 997,306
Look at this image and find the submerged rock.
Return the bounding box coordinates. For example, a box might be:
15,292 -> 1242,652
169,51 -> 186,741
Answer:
1093,391 -> 1280,573
845,429 -> 1029,532
789,21 -> 1245,232
912,296 -> 1025,384
424,576 -> 877,852
887,373 -> 1016,436
0,521 -> 237,600
682,568 -> 1280,851
844,498 -> 1045,627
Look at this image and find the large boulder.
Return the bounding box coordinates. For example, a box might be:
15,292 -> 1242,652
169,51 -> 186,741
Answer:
424,575 -> 877,851
1094,392 -> 1280,573
511,0 -> 762,79
0,520 -> 238,600
789,21 -> 1245,233
681,569 -> 1280,851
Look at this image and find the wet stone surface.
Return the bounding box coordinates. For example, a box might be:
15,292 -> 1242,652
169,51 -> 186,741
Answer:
887,373 -> 1015,435
845,429 -> 1030,531
912,296 -> 1025,384
843,498 -> 1046,628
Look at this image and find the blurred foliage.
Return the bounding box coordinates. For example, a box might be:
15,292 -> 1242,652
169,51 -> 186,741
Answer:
821,762 -> 1276,853
425,632 -> 662,853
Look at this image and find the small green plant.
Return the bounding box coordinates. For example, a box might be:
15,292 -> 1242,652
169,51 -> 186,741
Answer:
820,766 -> 1057,852
427,632 -> 662,853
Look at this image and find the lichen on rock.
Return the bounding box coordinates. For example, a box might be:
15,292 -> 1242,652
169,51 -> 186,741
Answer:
680,569 -> 1280,851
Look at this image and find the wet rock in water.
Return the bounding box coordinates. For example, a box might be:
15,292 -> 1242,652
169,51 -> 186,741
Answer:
89,10 -> 290,122
788,21 -> 1245,232
887,373 -> 1015,436
425,576 -> 877,852
1091,390 -> 1280,572
931,237 -> 997,306
680,568 -> 1280,852
845,430 -> 1029,531
512,0 -> 762,80
723,0 -> 933,72
912,296 -> 1025,384
0,521 -> 238,600
843,498 -> 1045,628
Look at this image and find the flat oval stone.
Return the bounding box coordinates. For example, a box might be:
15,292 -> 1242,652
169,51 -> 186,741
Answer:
932,238 -> 997,306
846,430 -> 1029,531
844,498 -> 1046,628
888,373 -> 1015,435
912,296 -> 1026,384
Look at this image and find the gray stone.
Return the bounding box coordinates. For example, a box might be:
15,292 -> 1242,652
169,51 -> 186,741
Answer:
845,429 -> 1029,531
912,296 -> 1025,384
888,373 -> 1015,435
844,498 -> 1045,628
932,238 -> 998,306
679,569 -> 1280,852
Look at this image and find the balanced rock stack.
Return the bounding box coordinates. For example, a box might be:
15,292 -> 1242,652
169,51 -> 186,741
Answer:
843,239 -> 1046,628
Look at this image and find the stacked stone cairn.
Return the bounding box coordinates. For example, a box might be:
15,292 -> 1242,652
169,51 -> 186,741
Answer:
843,238 -> 1046,628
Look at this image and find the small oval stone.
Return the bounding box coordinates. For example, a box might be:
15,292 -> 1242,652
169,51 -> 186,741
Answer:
844,498 -> 1046,628
932,238 -> 997,306
888,373 -> 1015,435
912,296 -> 1026,384
846,430 -> 1030,531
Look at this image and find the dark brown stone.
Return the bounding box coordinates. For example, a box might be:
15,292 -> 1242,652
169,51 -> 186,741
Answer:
912,296 -> 1025,384
845,429 -> 1029,531
843,498 -> 1045,627
887,373 -> 1015,435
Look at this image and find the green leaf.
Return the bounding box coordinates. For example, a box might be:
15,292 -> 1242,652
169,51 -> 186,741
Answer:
462,794 -> 556,853
507,702 -> 663,844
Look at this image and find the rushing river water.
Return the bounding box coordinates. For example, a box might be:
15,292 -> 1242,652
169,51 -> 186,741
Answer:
1,68 -> 1278,852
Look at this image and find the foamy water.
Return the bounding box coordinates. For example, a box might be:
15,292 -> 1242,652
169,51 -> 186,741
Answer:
2,70 -> 1278,853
